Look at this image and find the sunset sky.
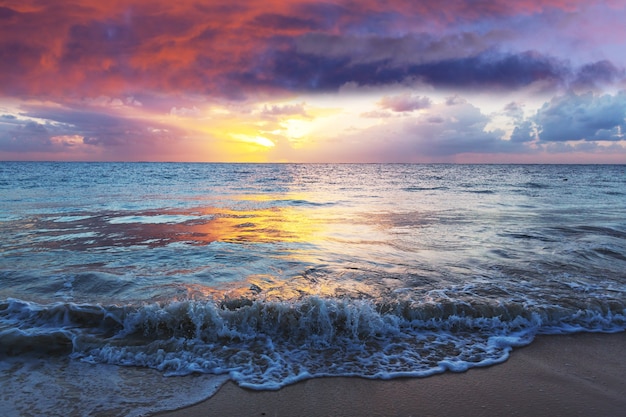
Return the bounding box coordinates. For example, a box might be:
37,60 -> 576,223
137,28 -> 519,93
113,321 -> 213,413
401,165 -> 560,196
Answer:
1,0 -> 625,163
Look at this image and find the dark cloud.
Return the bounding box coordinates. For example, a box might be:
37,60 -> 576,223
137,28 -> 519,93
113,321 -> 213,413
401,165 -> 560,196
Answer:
232,30 -> 625,94
61,20 -> 141,69
409,51 -> 568,90
0,42 -> 46,77
534,91 -> 626,142
571,60 -> 625,91
292,32 -> 494,67
251,13 -> 320,31
241,45 -> 572,92
192,27 -> 219,42
0,6 -> 18,21
291,2 -> 349,30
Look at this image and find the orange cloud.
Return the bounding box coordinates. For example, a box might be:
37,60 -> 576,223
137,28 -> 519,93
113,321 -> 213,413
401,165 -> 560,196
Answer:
1,0 -> 611,98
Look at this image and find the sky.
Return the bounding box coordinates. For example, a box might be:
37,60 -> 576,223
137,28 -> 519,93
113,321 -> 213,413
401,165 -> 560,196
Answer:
1,0 -> 626,163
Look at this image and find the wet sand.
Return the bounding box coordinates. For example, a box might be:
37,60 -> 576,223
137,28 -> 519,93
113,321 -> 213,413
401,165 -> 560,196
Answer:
156,332 -> 626,417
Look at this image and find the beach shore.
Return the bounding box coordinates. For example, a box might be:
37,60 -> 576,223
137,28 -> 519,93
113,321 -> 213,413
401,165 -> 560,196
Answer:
156,332 -> 626,417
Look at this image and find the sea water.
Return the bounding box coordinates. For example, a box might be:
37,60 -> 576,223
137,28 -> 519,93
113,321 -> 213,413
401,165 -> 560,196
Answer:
1,163 -> 625,416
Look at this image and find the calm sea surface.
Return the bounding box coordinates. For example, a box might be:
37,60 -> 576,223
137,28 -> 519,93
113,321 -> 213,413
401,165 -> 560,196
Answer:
1,163 -> 625,416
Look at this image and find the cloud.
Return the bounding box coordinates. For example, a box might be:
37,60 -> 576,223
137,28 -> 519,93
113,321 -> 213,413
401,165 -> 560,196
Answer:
247,45 -> 581,92
0,41 -> 47,86
571,60 -> 625,91
83,96 -> 143,108
445,95 -> 468,106
503,102 -> 525,120
250,13 -> 321,32
0,6 -> 19,21
260,102 -> 308,117
317,99 -> 515,162
291,32 -> 495,66
1,1 -> 625,163
415,51 -> 568,89
534,91 -> 626,142
378,94 -> 431,112
1,103 -> 186,158
170,106 -> 201,117
2,1 -> 624,101
360,110 -> 395,119
510,120 -> 536,143
0,118 -> 60,153
319,91 -> 626,162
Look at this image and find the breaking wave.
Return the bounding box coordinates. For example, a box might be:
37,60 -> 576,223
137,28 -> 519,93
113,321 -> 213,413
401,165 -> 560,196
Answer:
2,295 -> 624,390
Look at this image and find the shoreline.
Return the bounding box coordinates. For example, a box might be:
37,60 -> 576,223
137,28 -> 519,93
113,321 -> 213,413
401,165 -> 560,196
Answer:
156,331 -> 626,417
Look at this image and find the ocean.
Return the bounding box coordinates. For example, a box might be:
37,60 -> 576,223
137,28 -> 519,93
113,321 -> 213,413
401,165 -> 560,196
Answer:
1,162 -> 625,416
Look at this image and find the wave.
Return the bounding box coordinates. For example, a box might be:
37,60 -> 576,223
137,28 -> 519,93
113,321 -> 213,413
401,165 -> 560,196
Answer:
276,199 -> 336,207
521,182 -> 551,189
402,186 -> 449,192
465,189 -> 496,194
2,296 -> 624,389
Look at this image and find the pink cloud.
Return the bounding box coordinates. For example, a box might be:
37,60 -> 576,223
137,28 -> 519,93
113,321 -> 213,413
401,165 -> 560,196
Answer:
379,94 -> 432,112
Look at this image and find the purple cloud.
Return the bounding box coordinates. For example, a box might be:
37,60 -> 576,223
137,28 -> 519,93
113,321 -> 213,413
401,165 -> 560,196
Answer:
571,60 -> 625,91
0,118 -> 58,152
250,13 -> 321,31
241,43 -> 580,92
1,104 -> 186,156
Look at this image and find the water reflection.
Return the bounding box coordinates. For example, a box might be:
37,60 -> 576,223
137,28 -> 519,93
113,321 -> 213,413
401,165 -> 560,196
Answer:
1,203 -> 328,251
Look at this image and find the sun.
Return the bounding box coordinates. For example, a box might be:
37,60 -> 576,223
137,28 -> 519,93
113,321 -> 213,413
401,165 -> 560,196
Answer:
283,119 -> 312,144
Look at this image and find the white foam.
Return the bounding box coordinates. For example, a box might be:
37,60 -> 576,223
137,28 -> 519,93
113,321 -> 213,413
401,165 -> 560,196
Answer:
66,298 -> 626,389
32,232 -> 98,242
51,215 -> 93,223
2,297 -> 625,394
0,214 -> 21,222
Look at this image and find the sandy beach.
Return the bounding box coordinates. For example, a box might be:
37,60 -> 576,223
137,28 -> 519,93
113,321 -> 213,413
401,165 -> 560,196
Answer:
156,332 -> 626,417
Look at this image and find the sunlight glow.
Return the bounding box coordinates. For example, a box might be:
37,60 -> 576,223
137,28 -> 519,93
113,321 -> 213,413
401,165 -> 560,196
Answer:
230,133 -> 275,148
283,119 -> 312,140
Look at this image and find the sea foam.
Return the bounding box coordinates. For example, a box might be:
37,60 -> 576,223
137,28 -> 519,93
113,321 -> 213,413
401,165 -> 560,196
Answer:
2,296 -> 624,390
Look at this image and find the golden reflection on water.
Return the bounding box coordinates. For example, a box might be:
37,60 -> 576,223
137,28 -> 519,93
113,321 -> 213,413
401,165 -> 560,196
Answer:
184,205 -> 324,245
13,191 -> 405,303
182,269 -> 392,304
16,197 -> 333,250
